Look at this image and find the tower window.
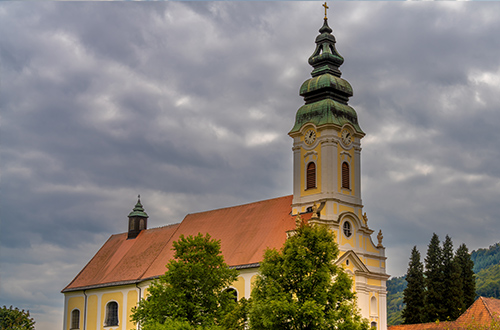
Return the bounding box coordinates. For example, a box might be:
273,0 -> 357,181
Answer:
342,162 -> 350,189
343,221 -> 352,238
105,301 -> 118,326
306,162 -> 316,189
70,309 -> 80,329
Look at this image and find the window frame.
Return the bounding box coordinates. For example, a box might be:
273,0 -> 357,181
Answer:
306,161 -> 316,190
343,221 -> 352,238
70,309 -> 80,330
341,162 -> 350,189
104,301 -> 119,327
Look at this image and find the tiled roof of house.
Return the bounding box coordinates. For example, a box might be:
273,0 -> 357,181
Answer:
388,297 -> 500,330
63,195 -> 299,292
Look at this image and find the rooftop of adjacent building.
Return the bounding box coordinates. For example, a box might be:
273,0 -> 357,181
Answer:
388,297 -> 500,330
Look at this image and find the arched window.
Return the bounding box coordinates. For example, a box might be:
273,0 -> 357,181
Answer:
70,309 -> 80,329
225,288 -> 238,303
342,162 -> 350,189
371,321 -> 377,329
306,162 -> 316,189
343,221 -> 352,238
139,219 -> 145,230
105,301 -> 119,326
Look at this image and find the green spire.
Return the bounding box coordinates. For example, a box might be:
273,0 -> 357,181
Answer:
290,17 -> 363,135
128,195 -> 149,218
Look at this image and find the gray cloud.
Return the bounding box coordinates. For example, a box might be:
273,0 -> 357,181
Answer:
1,2 -> 500,329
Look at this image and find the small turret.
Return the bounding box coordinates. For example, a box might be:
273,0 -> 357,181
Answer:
127,195 -> 149,239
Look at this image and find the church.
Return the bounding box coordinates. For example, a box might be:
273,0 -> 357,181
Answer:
62,10 -> 389,330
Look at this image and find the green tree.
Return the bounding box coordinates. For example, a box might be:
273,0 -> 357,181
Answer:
249,222 -> 369,330
455,243 -> 476,309
425,233 -> 445,322
131,233 -> 239,328
402,246 -> 425,324
0,306 -> 35,330
387,275 -> 407,326
476,264 -> 500,299
441,235 -> 465,320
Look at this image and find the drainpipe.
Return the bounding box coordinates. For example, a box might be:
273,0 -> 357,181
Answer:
83,290 -> 87,330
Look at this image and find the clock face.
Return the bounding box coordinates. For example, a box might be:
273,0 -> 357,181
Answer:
341,129 -> 352,146
304,129 -> 316,145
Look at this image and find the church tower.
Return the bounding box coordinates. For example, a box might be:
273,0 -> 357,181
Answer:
289,11 -> 389,330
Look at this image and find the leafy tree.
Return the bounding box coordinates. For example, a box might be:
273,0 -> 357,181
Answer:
249,222 -> 369,330
387,276 -> 406,326
441,235 -> 464,320
471,242 -> 500,273
402,246 -> 425,324
424,233 -> 445,322
131,233 -> 239,328
476,264 -> 500,299
455,243 -> 476,308
0,306 -> 35,330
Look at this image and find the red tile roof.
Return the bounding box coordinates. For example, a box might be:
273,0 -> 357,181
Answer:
63,195 -> 297,292
388,297 -> 500,330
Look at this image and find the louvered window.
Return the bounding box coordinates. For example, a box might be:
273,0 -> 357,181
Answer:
342,162 -> 350,189
306,162 -> 316,189
105,301 -> 118,326
71,309 -> 80,329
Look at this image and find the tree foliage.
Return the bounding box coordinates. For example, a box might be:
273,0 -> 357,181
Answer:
0,306 -> 35,330
476,264 -> 500,299
131,233 -> 239,328
442,235 -> 465,320
249,222 -> 369,330
471,242 -> 500,273
402,246 -> 425,324
455,243 -> 476,307
424,233 -> 445,322
386,276 -> 406,326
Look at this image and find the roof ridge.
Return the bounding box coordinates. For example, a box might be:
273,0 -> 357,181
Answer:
481,296 -> 497,318
185,195 -> 292,216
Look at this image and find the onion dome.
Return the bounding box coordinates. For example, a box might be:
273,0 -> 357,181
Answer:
290,18 -> 363,134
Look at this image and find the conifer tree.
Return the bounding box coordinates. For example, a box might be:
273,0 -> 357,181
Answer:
402,246 -> 425,324
455,243 -> 476,309
424,233 -> 445,322
442,235 -> 465,320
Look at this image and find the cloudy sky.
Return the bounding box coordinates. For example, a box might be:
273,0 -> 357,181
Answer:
1,1 -> 500,329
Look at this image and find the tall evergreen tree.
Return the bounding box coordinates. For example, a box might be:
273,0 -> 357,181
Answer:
455,243 -> 476,309
424,233 -> 445,322
442,235 -> 464,320
402,246 -> 425,324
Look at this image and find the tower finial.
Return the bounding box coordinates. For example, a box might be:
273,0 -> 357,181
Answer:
323,2 -> 329,20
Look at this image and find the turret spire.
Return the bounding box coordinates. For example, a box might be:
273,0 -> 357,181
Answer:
127,196 -> 149,239
289,11 -> 363,135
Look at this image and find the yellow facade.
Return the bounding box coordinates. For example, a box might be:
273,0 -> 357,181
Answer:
87,295 -> 98,330
66,296 -> 84,330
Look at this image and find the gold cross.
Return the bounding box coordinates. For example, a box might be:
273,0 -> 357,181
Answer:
323,2 -> 329,19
